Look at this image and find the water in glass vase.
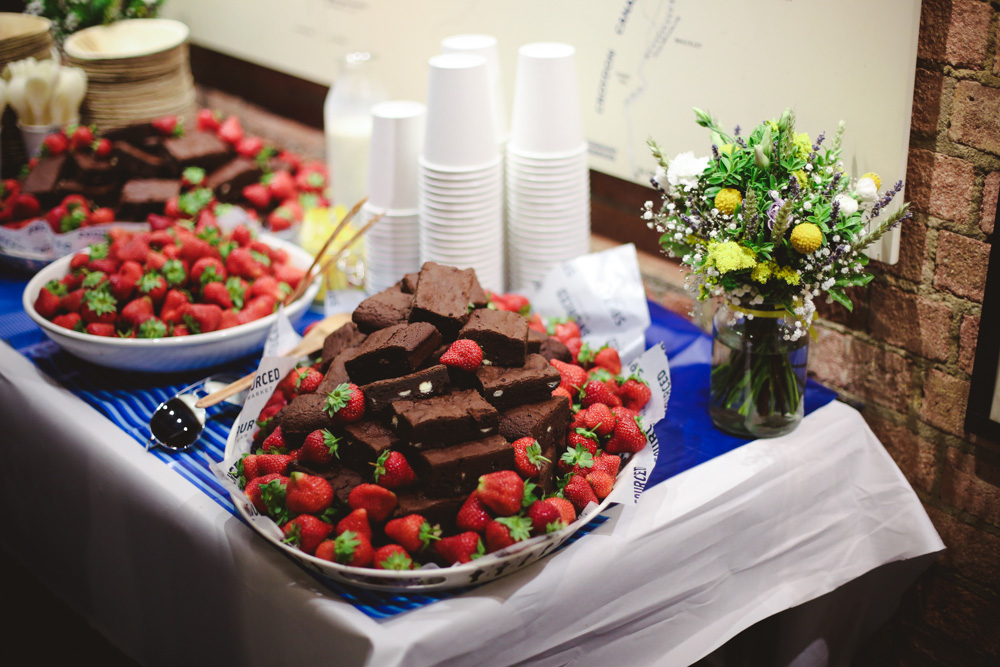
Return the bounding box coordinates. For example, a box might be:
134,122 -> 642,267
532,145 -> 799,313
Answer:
709,304 -> 809,438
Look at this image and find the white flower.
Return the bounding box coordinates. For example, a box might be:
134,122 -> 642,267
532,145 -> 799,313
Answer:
666,152 -> 710,188
855,177 -> 878,202
835,193 -> 859,216
653,166 -> 667,187
643,211 -> 653,220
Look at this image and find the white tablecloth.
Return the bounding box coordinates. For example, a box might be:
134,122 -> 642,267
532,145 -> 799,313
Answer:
0,341 -> 943,666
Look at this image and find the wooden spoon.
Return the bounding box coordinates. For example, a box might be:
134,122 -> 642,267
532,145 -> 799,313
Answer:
193,312 -> 352,408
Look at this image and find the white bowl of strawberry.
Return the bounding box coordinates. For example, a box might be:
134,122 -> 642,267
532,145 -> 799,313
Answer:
23,222 -> 321,372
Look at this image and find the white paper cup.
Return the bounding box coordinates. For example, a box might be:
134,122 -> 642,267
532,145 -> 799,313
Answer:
509,43 -> 584,156
367,100 -> 426,212
441,34 -> 507,143
507,142 -> 588,165
18,122 -> 57,159
423,53 -> 497,169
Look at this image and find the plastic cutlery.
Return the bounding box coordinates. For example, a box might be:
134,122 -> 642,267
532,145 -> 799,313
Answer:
24,72 -> 49,126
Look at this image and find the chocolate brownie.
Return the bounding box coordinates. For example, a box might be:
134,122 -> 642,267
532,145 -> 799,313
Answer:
474,353 -> 562,410
117,178 -> 181,221
344,322 -> 442,384
111,140 -> 168,179
458,308 -> 529,367
464,269 -> 490,308
389,389 -> 498,448
527,327 -> 547,354
288,462 -> 365,506
204,157 -> 263,202
352,285 -> 413,333
317,345 -> 363,394
319,321 -> 366,373
408,262 -> 474,338
163,131 -> 232,171
280,393 -> 337,437
340,419 -> 401,470
498,396 -> 572,450
102,122 -> 156,145
70,150 -> 119,185
56,180 -> 121,208
362,364 -> 450,415
413,435 -> 515,498
400,272 -> 420,294
394,493 -> 465,534
22,154 -> 69,207
539,336 -> 572,363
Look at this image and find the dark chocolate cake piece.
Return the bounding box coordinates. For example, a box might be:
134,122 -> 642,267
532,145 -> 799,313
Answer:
70,150 -> 119,185
464,269 -> 490,308
102,122 -> 156,144
408,262 -> 474,338
474,353 -> 562,410
163,131 -> 232,171
394,493 -> 465,534
400,272 -> 420,294
352,285 -> 413,333
56,180 -> 121,208
117,178 -> 181,221
204,157 -> 263,202
287,462 -> 365,507
498,396 -> 572,450
527,327 -> 547,354
539,336 -> 573,363
280,393 -> 337,437
319,321 -> 366,373
22,154 -> 69,207
340,419 -> 401,470
458,308 -> 529,367
317,346 -> 363,393
413,435 -> 515,498
389,388 -> 499,448
361,364 -> 450,415
111,141 -> 168,179
344,322 -> 442,385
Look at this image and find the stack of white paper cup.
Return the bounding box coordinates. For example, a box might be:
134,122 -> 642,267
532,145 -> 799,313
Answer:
440,34 -> 507,147
506,42 -> 590,291
419,53 -> 504,291
361,100 -> 426,293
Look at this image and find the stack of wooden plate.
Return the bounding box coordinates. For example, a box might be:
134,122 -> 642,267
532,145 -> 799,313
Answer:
0,13 -> 54,67
64,18 -> 196,132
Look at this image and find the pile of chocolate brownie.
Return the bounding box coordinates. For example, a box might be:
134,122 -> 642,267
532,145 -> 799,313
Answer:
274,261 -> 576,532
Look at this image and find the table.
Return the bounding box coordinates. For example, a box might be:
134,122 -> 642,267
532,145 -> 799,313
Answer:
0,280 -> 943,666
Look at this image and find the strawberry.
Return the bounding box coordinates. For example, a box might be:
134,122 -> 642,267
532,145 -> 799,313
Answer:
267,170 -> 296,200
511,437 -> 549,479
80,289 -> 117,325
152,115 -> 181,136
567,426 -> 599,456
591,453 -> 621,478
226,247 -> 268,280
550,359 -> 588,393
498,292 -> 530,315
593,345 -> 622,375
94,138 -> 112,157
293,367 -> 323,395
181,302 -> 223,334
181,166 -> 206,188
440,339 -> 483,371
164,195 -> 183,219
69,125 -> 93,151
484,517 -> 532,553
249,275 -> 282,300
565,337 -> 583,363
455,491 -> 493,532
9,193 -> 41,221
238,295 -> 276,324
605,415 -> 648,454
580,380 -> 618,408
373,450 -> 416,489
42,132 -> 68,155
60,288 -> 84,314
374,544 -> 414,570
618,376 -> 652,412
201,281 -> 233,309
276,149 -> 302,171
217,115 -> 244,144
285,472 -> 334,514
236,136 -> 265,158
323,383 -> 365,424
235,453 -> 261,486
85,322 -> 116,337
295,169 -> 326,193
385,514 -> 441,554
527,499 -> 565,535
546,497 -> 577,525
476,470 -> 524,517
436,531 -> 484,564
256,453 -> 294,476
552,386 -> 573,400
244,473 -> 287,512
52,312 -> 83,330
120,296 -> 155,328
299,429 -> 340,467
88,207 -> 115,225
272,263 -> 305,290
282,514 -> 332,556
586,471 -> 615,500
551,318 -> 581,343
262,425 -> 288,454
137,272 -> 167,305
117,236 -> 150,264
160,289 -> 190,324
583,403 -> 616,437
33,285 -> 63,319
563,474 -> 599,512
267,206 -> 295,232
348,483 -> 397,523
316,530 -> 373,567
196,108 -> 221,132
242,182 -> 271,209
336,508 -> 373,541
190,256 -> 226,284
559,443 -> 595,476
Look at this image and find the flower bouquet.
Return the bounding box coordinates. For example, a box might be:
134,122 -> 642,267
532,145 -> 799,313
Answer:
644,108 -> 910,437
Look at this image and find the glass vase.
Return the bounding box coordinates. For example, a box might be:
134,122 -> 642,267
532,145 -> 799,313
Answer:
709,302 -> 809,438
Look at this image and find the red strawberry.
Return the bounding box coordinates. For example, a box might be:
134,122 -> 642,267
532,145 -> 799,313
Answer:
226,246 -> 268,280
33,285 -> 63,319
60,288 -> 84,314
282,514 -> 332,556
117,236 -> 150,264
137,272 -> 167,305
511,437 -> 549,479
272,263 -> 305,290
239,295 -> 276,324
476,470 -> 524,517
605,415 -> 647,454
580,380 -> 618,408
336,508 -> 373,541
196,108 -> 221,132
267,206 -> 295,232
244,473 -> 287,512
483,517 -> 532,553
88,207 -> 115,225
315,530 -> 373,567
546,497 -> 577,525
565,337 -> 583,363
591,453 -> 621,478
586,471 -> 615,500
201,281 -> 232,309
293,367 -> 323,395
583,403 -> 616,438
160,289 -> 190,324
295,169 -> 326,193
593,345 -> 622,375
217,115 -> 244,144
436,531 -> 484,564
558,443 -> 595,477
70,125 -> 94,150
152,115 -> 181,136
348,483 -> 397,523
182,166 -> 206,188
181,302 -> 223,334
85,322 -> 116,337
323,382 -> 365,424
527,499 -> 564,535
9,193 -> 41,221
385,514 -> 441,554
52,312 -> 83,330
242,182 -> 271,209
120,296 -> 155,328
236,453 -> 261,486
261,425 -> 287,454
236,136 -> 265,158
190,256 -> 226,284
374,544 -> 414,570
80,289 -> 117,325
42,132 -> 68,155
551,319 -> 581,343
285,472 -> 334,514
277,150 -> 302,171
373,450 -> 416,489
94,138 -> 112,157
267,170 -> 296,200
618,376 -> 653,412
563,474 -> 599,512
440,339 -> 484,371
455,491 -> 493,533
567,426 -> 599,456
550,359 -> 588,393
249,275 -> 282,300
552,386 -> 573,400
256,453 -> 294,476
299,429 -> 340,466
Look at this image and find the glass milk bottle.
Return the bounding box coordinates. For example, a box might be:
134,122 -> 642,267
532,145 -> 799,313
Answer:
324,52 -> 388,210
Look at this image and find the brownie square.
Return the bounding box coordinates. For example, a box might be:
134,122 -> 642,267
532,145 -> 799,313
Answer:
319,322 -> 366,373
280,393 -> 337,437
345,322 -> 442,385
163,131 -> 232,171
498,396 -> 572,450
400,272 -> 420,294
408,262 -> 474,338
352,285 -> 413,333
22,154 -> 69,207
287,463 -> 365,506
111,141 -> 168,179
464,269 -> 490,308
102,122 -> 156,145
389,388 -> 499,448
394,493 -> 465,534
539,336 -> 572,363
362,364 -> 450,415
413,435 -> 515,498
117,178 -> 181,221
70,150 -> 119,185
204,157 -> 263,202
458,308 -> 529,367
527,327 -> 547,354
341,419 -> 401,470
57,180 -> 121,208
474,353 -> 562,410
317,345 -> 363,394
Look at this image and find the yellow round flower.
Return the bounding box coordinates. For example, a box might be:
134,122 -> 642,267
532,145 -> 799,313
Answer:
714,188 -> 742,215
793,132 -> 812,159
719,144 -> 736,155
861,171 -> 881,189
793,170 -> 808,187
789,222 -> 823,254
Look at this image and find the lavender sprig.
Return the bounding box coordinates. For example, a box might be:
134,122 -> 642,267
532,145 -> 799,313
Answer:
869,180 -> 904,219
